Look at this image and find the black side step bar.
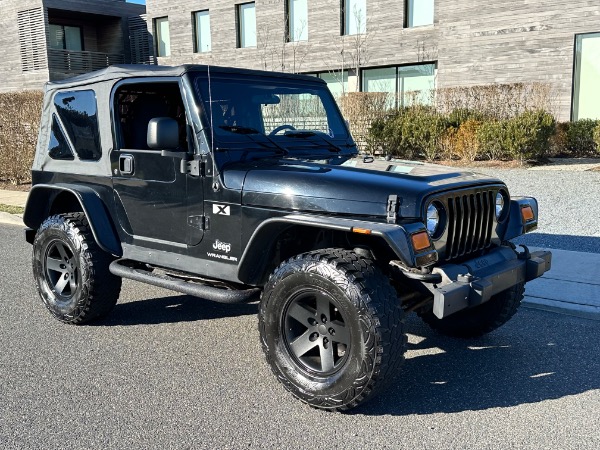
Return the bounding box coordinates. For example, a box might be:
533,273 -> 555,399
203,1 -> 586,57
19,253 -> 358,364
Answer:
109,259 -> 261,304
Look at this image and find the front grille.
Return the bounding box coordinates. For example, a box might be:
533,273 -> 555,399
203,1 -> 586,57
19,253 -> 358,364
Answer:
445,191 -> 495,260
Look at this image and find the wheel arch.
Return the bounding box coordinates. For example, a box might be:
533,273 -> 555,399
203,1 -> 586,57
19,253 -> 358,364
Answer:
24,184 -> 122,256
237,215 -> 419,286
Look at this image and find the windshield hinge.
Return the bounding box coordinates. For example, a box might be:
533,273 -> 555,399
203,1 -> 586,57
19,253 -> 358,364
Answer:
387,195 -> 399,224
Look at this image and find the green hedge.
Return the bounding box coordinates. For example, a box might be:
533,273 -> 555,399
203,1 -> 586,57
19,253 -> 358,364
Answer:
368,107 -> 557,162
0,91 -> 43,184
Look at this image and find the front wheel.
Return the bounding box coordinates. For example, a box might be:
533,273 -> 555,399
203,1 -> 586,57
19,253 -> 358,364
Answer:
32,213 -> 121,324
418,282 -> 525,338
259,249 -> 406,411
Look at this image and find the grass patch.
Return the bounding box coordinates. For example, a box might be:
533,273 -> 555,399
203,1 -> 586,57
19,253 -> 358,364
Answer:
0,204 -> 24,215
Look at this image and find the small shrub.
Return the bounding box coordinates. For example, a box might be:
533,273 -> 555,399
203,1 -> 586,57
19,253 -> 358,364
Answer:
453,119 -> 482,161
594,123 -> 600,156
477,120 -> 509,160
438,127 -> 458,160
341,92 -> 391,152
446,108 -> 487,129
505,110 -> 555,161
549,122 -> 569,157
366,106 -> 448,160
566,119 -> 599,156
365,106 -> 448,160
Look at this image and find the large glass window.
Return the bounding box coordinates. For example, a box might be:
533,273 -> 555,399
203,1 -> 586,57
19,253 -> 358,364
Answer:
238,3 -> 257,48
319,71 -> 349,98
362,63 -> 436,108
193,10 -> 212,53
406,0 -> 435,28
399,64 -> 436,105
54,90 -> 101,160
362,67 -> 397,108
343,0 -> 367,35
288,0 -> 308,42
48,24 -> 83,51
155,17 -> 171,57
573,32 -> 600,120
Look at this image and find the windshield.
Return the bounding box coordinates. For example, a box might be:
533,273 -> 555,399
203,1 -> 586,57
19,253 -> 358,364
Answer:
192,73 -> 354,157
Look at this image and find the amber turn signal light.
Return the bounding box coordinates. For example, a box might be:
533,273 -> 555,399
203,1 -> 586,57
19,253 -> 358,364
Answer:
411,231 -> 431,252
521,205 -> 535,222
352,227 -> 372,235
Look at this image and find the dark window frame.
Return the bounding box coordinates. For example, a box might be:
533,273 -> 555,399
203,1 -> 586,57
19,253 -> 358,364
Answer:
404,0 -> 436,29
236,2 -> 256,49
571,31 -> 600,121
192,9 -> 211,53
48,23 -> 84,51
154,16 -> 170,57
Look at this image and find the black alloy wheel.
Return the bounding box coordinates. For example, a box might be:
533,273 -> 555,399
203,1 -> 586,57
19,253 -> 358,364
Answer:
283,289 -> 351,375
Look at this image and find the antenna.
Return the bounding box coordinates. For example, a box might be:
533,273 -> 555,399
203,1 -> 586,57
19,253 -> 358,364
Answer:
207,63 -> 220,191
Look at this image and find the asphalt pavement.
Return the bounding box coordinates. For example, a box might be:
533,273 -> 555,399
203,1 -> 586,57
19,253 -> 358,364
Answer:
0,223 -> 599,449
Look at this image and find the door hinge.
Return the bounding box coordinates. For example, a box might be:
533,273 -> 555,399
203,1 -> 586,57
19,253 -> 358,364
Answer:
188,215 -> 209,231
387,194 -> 399,224
181,159 -> 200,177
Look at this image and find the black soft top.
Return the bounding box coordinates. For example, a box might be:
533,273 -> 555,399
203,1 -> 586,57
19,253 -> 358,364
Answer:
45,64 -> 325,91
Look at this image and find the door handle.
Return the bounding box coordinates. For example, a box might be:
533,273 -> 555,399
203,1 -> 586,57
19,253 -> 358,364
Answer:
119,154 -> 134,175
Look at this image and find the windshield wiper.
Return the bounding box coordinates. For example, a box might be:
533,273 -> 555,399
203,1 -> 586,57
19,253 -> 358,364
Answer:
218,125 -> 290,156
282,131 -> 343,153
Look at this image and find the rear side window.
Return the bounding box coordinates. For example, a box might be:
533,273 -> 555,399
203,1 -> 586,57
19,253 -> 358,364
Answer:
53,90 -> 101,160
48,115 -> 74,160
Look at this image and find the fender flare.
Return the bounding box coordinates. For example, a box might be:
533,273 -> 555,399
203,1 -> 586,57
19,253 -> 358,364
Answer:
237,214 -> 434,285
23,184 -> 122,256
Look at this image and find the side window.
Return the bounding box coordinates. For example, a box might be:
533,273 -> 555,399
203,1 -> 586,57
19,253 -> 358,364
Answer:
53,90 -> 101,161
114,82 -> 188,150
48,115 -> 74,160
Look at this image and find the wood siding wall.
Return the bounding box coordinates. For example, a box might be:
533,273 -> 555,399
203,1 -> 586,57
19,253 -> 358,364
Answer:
0,0 -> 145,92
145,0 -> 600,121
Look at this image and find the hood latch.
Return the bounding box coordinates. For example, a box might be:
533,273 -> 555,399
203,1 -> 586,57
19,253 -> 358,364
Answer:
387,194 -> 399,224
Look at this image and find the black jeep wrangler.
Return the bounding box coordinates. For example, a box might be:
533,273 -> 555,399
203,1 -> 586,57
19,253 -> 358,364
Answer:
24,65 -> 551,411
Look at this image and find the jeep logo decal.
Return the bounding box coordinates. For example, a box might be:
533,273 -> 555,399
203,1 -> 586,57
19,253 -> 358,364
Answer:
212,240 -> 231,253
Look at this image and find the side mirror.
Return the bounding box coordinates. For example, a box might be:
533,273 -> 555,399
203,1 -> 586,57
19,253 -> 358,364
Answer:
147,117 -> 179,150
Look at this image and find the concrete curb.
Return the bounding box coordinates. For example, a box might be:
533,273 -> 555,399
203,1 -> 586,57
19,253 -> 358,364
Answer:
0,212 -> 24,227
521,247 -> 600,320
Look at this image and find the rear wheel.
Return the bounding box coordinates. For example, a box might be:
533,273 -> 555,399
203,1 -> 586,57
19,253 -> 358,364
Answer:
418,283 -> 525,338
32,213 -> 121,324
259,248 -> 406,411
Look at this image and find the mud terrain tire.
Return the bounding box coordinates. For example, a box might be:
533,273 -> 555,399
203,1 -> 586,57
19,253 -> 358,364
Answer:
259,248 -> 406,411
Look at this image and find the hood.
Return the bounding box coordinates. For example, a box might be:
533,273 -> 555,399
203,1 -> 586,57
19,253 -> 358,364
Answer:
223,160 -> 504,219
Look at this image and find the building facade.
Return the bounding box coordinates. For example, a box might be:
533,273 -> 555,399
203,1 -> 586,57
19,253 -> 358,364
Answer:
0,0 -> 148,92
144,0 -> 600,121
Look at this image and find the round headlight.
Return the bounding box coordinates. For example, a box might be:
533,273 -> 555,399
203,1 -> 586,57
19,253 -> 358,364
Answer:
495,192 -> 505,220
426,203 -> 440,236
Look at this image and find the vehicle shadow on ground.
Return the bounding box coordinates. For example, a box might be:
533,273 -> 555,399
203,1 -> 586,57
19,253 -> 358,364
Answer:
93,294 -> 258,326
515,233 -> 600,253
355,310 -> 600,416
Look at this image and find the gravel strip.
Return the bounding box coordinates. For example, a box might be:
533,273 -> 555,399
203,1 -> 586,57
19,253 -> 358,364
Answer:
473,168 -> 600,253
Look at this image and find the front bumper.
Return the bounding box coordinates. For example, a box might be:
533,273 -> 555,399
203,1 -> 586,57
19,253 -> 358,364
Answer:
428,246 -> 552,319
